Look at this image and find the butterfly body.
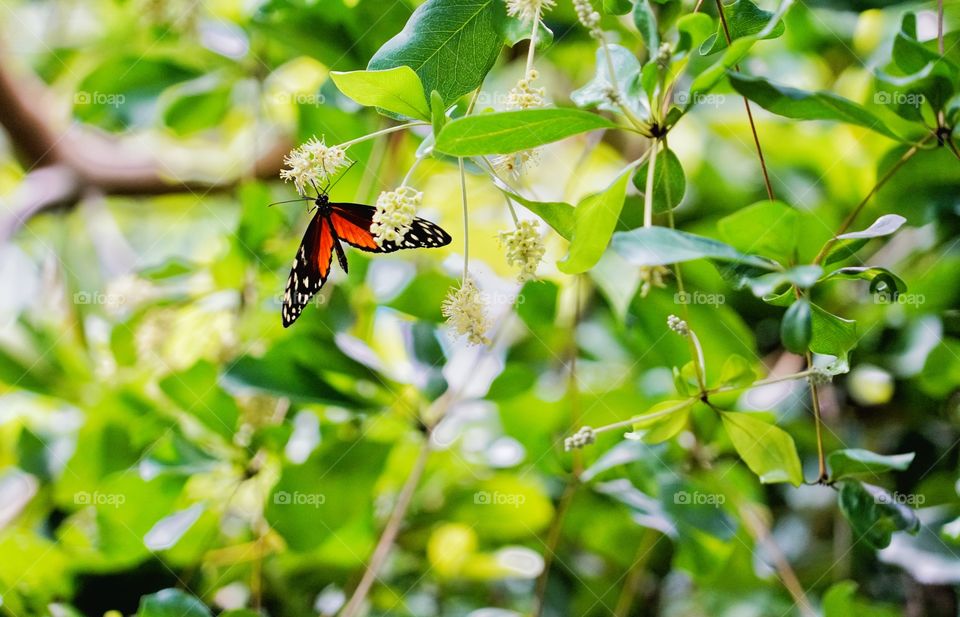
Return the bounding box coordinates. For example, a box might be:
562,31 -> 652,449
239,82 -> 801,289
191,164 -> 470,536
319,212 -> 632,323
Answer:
281,194 -> 451,327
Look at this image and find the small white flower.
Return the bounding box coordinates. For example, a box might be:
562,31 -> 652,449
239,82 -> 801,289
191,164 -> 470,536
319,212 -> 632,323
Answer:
442,278 -> 490,345
573,0 -> 602,35
507,0 -> 556,23
667,314 -> 689,336
493,149 -> 540,180
500,219 -> 545,282
564,426 -> 596,451
279,137 -> 351,195
370,186 -> 421,246
640,265 -> 670,297
507,69 -> 546,110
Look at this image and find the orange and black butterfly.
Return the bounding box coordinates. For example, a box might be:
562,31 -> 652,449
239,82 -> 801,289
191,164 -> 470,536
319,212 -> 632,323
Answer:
280,192 -> 451,327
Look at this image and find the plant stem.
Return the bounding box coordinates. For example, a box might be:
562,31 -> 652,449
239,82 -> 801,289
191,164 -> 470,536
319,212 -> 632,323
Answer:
339,436 -> 432,617
400,153 -> 425,187
806,352 -> 827,482
338,121 -> 428,149
812,134 -> 932,265
459,158 -> 470,279
525,7 -> 540,75
643,139 -> 659,227
714,0 -> 775,201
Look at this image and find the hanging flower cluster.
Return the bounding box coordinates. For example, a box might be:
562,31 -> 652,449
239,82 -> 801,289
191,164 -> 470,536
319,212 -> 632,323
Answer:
442,278 -> 490,346
506,0 -> 556,23
500,219 -> 545,282
573,0 -> 602,38
279,137 -> 351,195
507,69 -> 546,110
370,186 -> 421,246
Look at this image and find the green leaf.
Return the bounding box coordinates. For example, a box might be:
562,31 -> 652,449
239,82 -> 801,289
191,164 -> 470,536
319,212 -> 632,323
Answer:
717,200 -> 798,265
684,37 -> 756,112
820,266 -> 907,299
810,303 -> 858,363
729,73 -> 902,141
161,80 -> 231,136
434,108 -> 616,155
627,399 -> 695,443
780,299 -> 812,354
676,13 -> 714,55
137,589 -> 212,617
330,67 -> 431,120
824,214 -> 907,265
838,480 -> 920,550
604,0 -> 634,15
741,265 -> 823,297
431,90 -> 447,134
701,0 -> 785,54
495,185 -> 575,240
368,0 -> 507,103
827,449 -> 915,481
633,147 -> 685,212
158,361 -> 239,440
557,170 -> 630,274
721,411 -> 803,485
571,45 -> 647,119
632,0 -> 659,52
612,226 -> 778,270
718,354 -> 758,388
502,16 -> 553,51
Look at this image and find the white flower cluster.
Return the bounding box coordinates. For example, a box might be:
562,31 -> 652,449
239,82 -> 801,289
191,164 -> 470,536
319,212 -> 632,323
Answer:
279,137 -> 350,195
493,149 -> 540,180
564,426 -> 596,451
507,69 -> 546,110
573,0 -> 602,36
640,264 -> 669,297
667,314 -> 689,336
371,186 -> 421,246
500,219 -> 545,282
442,278 -> 490,346
506,0 -> 556,23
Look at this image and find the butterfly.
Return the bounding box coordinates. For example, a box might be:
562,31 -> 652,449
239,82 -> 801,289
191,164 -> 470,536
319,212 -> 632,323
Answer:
280,192 -> 452,327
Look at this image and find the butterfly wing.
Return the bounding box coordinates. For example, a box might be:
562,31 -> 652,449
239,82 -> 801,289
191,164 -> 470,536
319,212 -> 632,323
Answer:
330,203 -> 452,253
282,212 -> 334,327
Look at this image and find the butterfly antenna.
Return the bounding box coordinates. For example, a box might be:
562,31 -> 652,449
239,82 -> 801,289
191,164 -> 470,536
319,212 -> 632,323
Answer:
268,197 -> 314,207
326,160 -> 357,193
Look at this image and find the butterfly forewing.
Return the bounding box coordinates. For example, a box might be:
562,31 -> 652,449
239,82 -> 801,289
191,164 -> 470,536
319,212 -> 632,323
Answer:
331,204 -> 452,252
282,212 -> 333,327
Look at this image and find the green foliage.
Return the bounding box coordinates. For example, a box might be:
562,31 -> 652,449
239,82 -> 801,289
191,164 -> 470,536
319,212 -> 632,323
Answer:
720,411 -> 804,486
330,67 -> 432,120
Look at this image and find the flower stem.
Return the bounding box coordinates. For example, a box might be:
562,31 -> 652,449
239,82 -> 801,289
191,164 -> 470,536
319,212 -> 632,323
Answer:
643,139 -> 659,228
525,7 -> 540,75
400,154 -> 425,187
337,121 -> 428,149
459,157 -> 470,279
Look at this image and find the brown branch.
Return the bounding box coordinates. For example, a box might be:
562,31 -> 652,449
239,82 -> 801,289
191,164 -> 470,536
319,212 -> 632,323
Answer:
0,43 -> 288,240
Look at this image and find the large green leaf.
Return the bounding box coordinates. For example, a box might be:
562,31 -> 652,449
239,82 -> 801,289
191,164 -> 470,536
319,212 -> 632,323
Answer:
781,298 -> 812,354
330,67 -> 431,120
838,480 -> 920,550
633,147 -> 686,212
612,226 -> 777,270
717,200 -> 799,266
729,73 -> 902,141
434,109 -> 616,155
810,303 -> 858,364
827,449 -> 915,481
721,411 -> 803,486
701,0 -> 785,54
557,170 -> 631,274
368,0 -> 506,103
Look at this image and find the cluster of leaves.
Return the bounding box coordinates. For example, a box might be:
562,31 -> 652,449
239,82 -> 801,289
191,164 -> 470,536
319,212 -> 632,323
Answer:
1,0 -> 960,616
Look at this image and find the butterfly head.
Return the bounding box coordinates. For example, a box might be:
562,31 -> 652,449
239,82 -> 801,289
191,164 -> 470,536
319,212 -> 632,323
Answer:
314,193 -> 331,215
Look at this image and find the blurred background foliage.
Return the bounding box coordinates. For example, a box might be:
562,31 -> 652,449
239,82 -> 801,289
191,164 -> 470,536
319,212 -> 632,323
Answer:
0,0 -> 959,616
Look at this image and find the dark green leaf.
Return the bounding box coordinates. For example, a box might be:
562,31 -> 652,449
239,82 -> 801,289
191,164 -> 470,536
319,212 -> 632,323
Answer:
571,45 -> 647,119
717,200 -> 798,265
781,298 -> 812,354
368,0 -> 507,103
702,0 -> 785,54
810,302 -> 857,364
612,226 -> 778,270
137,589 -> 212,617
838,480 -> 920,550
632,0 -> 659,52
633,147 -> 685,212
828,449 -> 915,481
502,15 -> 553,51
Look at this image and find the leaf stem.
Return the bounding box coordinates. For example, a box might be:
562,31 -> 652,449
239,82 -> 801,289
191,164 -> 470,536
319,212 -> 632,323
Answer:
337,121 -> 429,149
812,133 -> 933,265
807,351 -> 827,483
714,0 -> 775,201
643,139 -> 659,228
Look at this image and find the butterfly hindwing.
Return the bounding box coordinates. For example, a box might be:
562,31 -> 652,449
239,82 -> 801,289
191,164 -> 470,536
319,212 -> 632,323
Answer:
331,203 -> 452,253
282,213 -> 333,327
